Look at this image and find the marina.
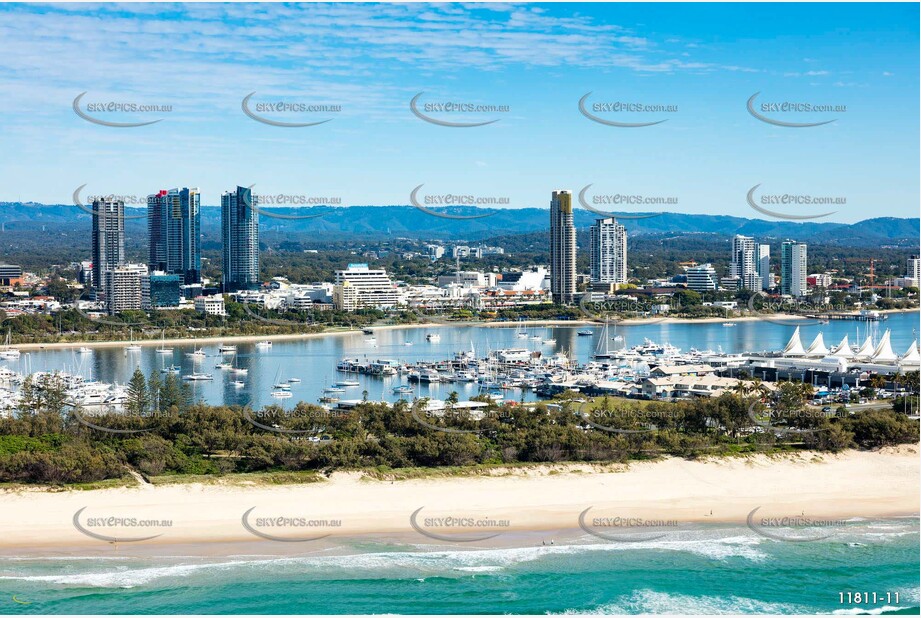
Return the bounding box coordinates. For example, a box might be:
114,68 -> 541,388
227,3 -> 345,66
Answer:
0,312 -> 916,413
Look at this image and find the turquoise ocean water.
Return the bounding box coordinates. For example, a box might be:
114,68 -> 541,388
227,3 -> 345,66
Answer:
1,520 -> 917,614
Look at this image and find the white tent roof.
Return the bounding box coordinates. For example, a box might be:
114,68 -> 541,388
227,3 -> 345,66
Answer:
829,335 -> 851,358
899,340 -> 920,364
805,333 -> 830,357
870,330 -> 898,363
781,327 -> 806,356
852,335 -> 875,360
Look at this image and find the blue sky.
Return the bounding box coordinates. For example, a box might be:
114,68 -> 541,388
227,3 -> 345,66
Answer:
0,2 -> 917,222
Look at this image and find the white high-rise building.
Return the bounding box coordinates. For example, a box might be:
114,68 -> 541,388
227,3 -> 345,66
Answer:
104,263 -> 148,315
589,217 -> 627,285
781,240 -> 808,297
686,263 -> 718,292
333,264 -> 400,311
909,255 -> 920,285
731,234 -> 761,290
549,190 -> 576,305
758,244 -> 772,290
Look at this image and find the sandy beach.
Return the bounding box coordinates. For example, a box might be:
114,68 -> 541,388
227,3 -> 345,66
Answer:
1,446 -> 916,552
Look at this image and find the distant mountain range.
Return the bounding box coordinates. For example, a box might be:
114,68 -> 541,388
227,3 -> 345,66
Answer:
1,203 -> 917,247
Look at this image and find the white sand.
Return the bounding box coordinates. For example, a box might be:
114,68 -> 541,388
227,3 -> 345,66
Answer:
0,446 -> 916,550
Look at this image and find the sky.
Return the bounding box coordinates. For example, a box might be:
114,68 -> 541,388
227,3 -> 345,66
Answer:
0,2 -> 918,223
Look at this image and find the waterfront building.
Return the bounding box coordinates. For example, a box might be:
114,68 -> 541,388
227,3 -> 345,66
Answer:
148,187 -> 201,284
758,244 -> 772,290
685,263 -> 718,292
221,186 -> 259,292
104,263 -> 147,315
91,197 -> 125,299
497,268 -> 548,292
194,295 -> 226,316
549,190 -> 576,305
781,240 -> 808,297
731,234 -> 761,291
147,272 -> 181,309
589,217 -> 627,285
333,264 -> 400,311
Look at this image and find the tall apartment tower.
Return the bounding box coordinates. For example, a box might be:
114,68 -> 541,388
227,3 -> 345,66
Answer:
221,186 -> 260,292
730,234 -> 761,290
757,244 -> 772,290
589,217 -> 627,284
148,187 -> 201,284
781,240 -> 808,297
549,189 -> 577,305
91,197 -> 125,300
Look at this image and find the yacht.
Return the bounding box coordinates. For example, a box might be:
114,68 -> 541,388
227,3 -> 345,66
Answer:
126,329 -> 142,353
156,332 -> 173,354
78,347 -> 92,354
335,380 -> 360,387
577,329 -> 594,336
231,380 -> 245,388
255,340 -> 272,349
161,364 -> 181,374
723,322 -> 737,327
426,333 -> 441,342
183,372 -> 213,381
543,338 -> 556,345
288,377 -> 302,383
215,362 -> 233,370
218,344 -> 237,353
0,331 -> 20,359
187,348 -> 206,358
271,390 -> 292,399
324,386 -> 346,393
392,385 -> 414,395
402,341 -> 414,346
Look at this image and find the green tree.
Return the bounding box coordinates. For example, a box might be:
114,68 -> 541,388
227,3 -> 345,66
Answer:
126,368 -> 149,416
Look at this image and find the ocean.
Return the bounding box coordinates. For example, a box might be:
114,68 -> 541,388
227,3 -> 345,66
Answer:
1,520 -> 917,614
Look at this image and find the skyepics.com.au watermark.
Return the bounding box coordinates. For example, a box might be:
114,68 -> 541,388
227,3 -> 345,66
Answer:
258,194 -> 342,206
747,402 -> 834,436
242,184 -> 338,220
241,507 -> 342,542
747,92 -> 844,128
747,506 -> 846,542
746,184 -> 841,221
72,185 -> 149,220
410,92 -> 508,127
72,507 -> 172,543
577,401 -> 681,434
411,404 -> 513,434
410,506 -> 510,542
73,92 -> 170,127
242,92 -> 340,127
579,92 -> 676,127
578,185 -> 675,220
577,295 -> 670,324
243,406 -> 348,434
579,507 -> 678,542
747,291 -> 840,326
72,408 -> 172,435
409,184 -> 501,220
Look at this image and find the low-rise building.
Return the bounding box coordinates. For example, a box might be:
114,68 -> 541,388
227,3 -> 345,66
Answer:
195,295 -> 226,316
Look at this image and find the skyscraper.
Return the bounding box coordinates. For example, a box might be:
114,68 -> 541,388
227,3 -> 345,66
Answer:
148,187 -> 201,284
781,240 -> 808,297
221,186 -> 260,292
730,234 -> 761,290
757,244 -> 772,290
589,217 -> 627,285
549,190 -> 576,305
91,197 -> 125,300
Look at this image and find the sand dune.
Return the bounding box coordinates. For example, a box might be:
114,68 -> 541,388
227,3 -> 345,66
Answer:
0,446 -> 916,552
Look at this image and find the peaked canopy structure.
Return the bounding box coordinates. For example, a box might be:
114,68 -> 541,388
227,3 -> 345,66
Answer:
781,327 -> 806,356
870,330 -> 898,363
829,335 -> 851,358
852,335 -> 875,360
804,333 -> 830,357
900,341 -> 920,364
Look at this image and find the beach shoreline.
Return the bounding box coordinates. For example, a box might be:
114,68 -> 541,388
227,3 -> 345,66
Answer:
9,308 -> 917,352
1,446 -> 916,553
